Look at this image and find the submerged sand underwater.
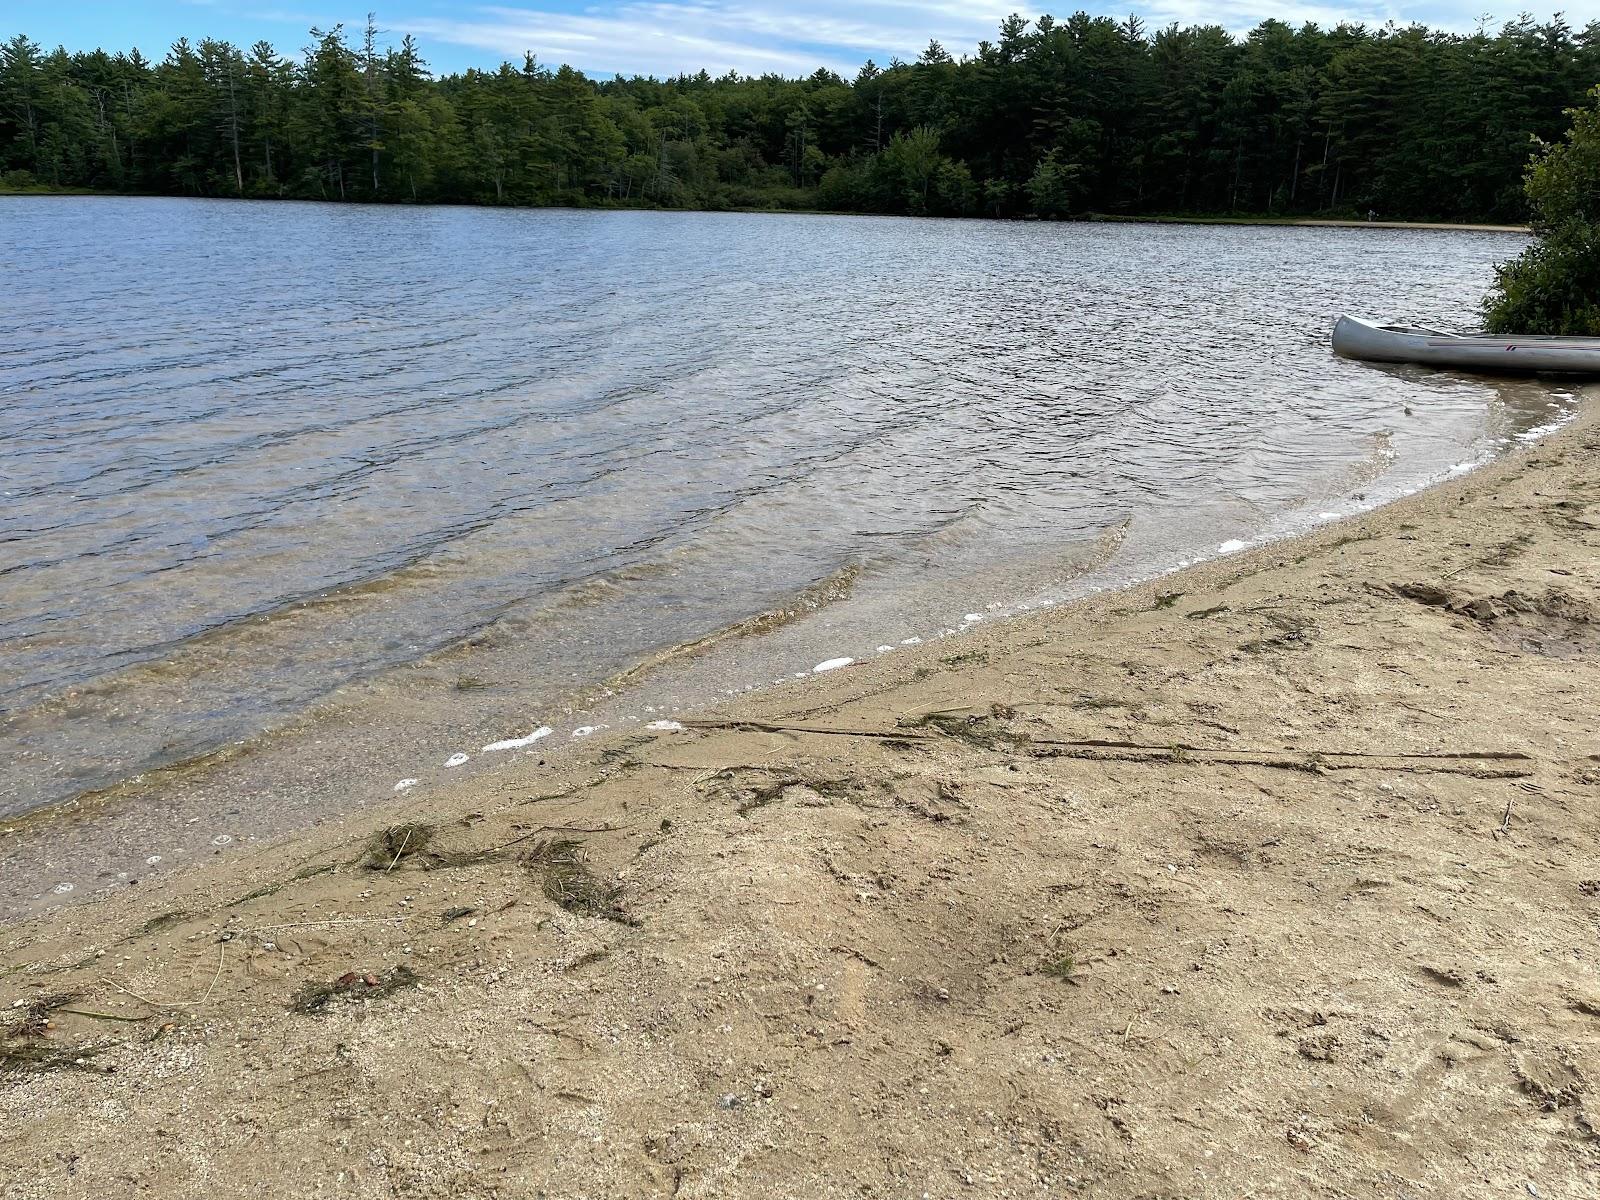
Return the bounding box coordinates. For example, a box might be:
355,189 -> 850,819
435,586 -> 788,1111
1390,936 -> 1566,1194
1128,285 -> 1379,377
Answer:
2,396 -> 1597,1199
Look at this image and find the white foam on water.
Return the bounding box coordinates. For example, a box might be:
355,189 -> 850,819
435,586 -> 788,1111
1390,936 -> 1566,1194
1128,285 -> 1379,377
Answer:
1317,512 -> 1343,521
813,657 -> 854,673
145,855 -> 162,866
571,725 -> 603,738
875,645 -> 894,653
900,636 -> 922,645
646,719 -> 685,732
482,726 -> 552,753
1516,414 -> 1575,442
1217,539 -> 1250,555
394,779 -> 419,793
52,882 -> 73,895
963,613 -> 984,623
444,752 -> 470,768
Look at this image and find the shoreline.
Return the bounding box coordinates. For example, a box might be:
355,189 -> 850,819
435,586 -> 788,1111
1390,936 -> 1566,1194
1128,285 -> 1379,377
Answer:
1,189 -> 1531,233
5,397 -> 1600,1195
1084,212 -> 1531,233
0,380 -> 1567,917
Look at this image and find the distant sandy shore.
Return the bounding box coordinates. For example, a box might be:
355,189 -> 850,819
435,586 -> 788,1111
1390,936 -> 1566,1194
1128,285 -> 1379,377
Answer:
1088,212 -> 1532,233
2,190 -> 1533,234
3,396 -> 1598,1198
1289,217 -> 1531,233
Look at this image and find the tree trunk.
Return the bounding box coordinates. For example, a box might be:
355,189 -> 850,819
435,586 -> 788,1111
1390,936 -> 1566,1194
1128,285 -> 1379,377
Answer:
227,69 -> 244,195
1319,126 -> 1332,207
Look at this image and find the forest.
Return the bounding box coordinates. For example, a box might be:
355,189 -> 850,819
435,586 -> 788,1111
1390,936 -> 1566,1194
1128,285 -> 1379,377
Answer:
2,12 -> 1598,223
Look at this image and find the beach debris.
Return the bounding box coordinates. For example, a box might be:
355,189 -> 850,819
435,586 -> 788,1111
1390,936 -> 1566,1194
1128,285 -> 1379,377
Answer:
899,707 -> 1029,751
228,861 -> 339,906
1,1018 -> 120,1081
813,657 -> 854,673
6,992 -> 77,1039
135,910 -> 189,936
483,726 -> 552,753
939,650 -> 989,666
645,720 -> 684,732
1040,954 -> 1077,983
522,839 -> 636,926
571,725 -> 603,739
444,752 -> 469,768
393,779 -> 419,793
288,965 -> 419,1015
364,824 -> 435,871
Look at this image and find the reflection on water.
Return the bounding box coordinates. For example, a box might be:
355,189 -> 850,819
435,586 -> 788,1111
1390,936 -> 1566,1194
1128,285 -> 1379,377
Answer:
0,198 -> 1571,824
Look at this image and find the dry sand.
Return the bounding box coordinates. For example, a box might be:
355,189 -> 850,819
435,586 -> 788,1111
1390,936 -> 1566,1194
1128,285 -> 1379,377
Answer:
3,402 -> 1599,1199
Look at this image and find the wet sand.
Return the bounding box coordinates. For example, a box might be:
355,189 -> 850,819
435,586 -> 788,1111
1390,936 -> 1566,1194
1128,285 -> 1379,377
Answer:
3,396 -> 1599,1198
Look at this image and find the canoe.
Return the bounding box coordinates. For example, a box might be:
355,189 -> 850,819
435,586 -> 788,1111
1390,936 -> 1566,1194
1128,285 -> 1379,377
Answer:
1331,315 -> 1600,374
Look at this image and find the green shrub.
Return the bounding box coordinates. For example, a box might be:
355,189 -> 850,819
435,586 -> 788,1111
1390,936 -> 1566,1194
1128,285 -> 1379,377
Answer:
1484,86 -> 1600,335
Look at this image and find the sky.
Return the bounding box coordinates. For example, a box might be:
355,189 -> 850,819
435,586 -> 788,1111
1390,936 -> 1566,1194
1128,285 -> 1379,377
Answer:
8,1 -> 1597,80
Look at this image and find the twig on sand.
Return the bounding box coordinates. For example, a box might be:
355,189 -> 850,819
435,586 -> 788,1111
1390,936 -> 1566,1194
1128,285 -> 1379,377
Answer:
385,826 -> 415,874
681,718 -> 1533,777
58,1008 -> 148,1023
484,823 -> 625,855
100,943 -> 227,1010
1501,797 -> 1515,832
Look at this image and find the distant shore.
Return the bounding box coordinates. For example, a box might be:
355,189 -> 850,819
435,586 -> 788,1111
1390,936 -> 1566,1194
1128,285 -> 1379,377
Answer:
3,388 -> 1595,1196
1,187 -> 1531,232
1085,211 -> 1532,233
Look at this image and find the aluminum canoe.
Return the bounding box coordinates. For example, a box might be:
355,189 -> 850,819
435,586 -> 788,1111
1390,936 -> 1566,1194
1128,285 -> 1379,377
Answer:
1331,315 -> 1600,374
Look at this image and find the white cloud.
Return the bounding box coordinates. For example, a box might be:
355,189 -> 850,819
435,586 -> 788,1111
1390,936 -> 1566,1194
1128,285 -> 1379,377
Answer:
395,2 -> 1600,79
400,0 -> 1018,77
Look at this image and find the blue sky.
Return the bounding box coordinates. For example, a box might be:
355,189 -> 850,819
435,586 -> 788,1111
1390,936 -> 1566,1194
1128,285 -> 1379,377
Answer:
8,1 -> 1595,79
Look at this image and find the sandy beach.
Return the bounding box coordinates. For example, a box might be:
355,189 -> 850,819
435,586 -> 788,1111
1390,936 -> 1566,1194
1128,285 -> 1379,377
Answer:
3,396 -> 1599,1198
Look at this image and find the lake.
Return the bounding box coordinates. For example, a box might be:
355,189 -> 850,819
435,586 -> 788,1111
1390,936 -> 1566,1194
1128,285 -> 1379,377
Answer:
0,197 -> 1573,913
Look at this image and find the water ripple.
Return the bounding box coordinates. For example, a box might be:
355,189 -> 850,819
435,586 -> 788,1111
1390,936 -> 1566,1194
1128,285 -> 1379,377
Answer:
0,198 -> 1568,817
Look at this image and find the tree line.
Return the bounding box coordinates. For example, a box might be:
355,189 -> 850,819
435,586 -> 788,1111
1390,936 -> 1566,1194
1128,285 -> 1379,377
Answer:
3,12 -> 1598,222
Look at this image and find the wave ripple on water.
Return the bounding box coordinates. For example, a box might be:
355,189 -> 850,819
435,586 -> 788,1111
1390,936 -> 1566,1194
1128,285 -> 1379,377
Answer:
0,198 -> 1572,825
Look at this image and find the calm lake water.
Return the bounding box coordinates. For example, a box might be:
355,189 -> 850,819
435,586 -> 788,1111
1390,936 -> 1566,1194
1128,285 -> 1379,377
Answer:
0,198 -> 1574,904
